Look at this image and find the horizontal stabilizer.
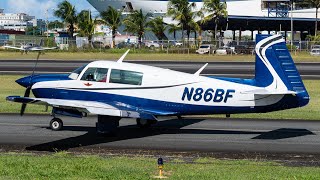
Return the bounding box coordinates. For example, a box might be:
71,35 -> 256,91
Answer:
241,89 -> 297,95
4,46 -> 23,50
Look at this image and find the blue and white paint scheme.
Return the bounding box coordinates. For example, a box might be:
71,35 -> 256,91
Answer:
6,34 -> 309,133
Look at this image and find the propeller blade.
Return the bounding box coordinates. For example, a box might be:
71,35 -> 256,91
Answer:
20,51 -> 40,116
24,87 -> 31,98
20,103 -> 26,116
20,87 -> 31,116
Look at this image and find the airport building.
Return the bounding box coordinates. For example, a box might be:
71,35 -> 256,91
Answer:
0,9 -> 42,32
87,0 -> 320,40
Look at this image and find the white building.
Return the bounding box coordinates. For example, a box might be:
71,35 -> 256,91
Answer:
87,0 -> 319,19
87,0 -> 319,40
0,9 -> 35,31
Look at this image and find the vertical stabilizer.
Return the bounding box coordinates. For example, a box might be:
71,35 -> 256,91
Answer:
255,35 -> 305,92
254,34 -> 309,107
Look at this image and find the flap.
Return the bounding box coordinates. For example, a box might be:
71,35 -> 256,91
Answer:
6,96 -> 159,120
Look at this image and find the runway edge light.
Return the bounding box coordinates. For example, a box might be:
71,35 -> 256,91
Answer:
152,157 -> 167,179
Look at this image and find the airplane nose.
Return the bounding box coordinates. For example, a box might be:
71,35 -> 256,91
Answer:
16,76 -> 32,88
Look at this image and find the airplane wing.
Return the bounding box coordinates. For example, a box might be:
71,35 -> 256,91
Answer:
3,46 -> 24,50
29,47 -> 57,51
6,96 -> 160,120
241,89 -> 297,95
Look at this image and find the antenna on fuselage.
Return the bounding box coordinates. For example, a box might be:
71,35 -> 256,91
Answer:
194,63 -> 208,76
117,49 -> 130,63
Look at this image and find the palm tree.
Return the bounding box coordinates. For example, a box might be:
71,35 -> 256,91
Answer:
147,17 -> 167,40
189,18 -> 201,47
77,10 -> 97,47
308,0 -> 320,36
100,6 -> 122,48
48,20 -> 64,30
167,0 -> 198,42
195,10 -> 206,46
202,0 -> 227,40
123,9 -> 152,47
54,0 -> 77,38
166,23 -> 180,40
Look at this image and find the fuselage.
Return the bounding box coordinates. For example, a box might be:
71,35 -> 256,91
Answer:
25,60 -> 307,116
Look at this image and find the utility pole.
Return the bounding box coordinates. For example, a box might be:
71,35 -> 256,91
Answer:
45,8 -> 49,46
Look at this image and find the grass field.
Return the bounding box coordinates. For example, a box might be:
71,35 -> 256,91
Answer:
0,153 -> 319,179
1,75 -> 319,120
0,50 -> 319,62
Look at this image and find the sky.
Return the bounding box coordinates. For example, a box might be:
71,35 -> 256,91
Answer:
0,0 -> 97,21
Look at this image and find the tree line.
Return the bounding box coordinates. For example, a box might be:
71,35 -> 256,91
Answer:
53,0 -> 319,48
53,0 -> 227,48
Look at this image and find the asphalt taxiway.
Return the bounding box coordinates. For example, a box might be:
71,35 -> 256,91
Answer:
0,114 -> 319,154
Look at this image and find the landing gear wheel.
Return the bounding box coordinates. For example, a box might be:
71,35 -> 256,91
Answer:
136,118 -> 152,128
96,115 -> 120,136
50,118 -> 63,131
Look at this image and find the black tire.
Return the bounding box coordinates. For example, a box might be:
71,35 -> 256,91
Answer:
50,118 -> 63,131
136,118 -> 152,128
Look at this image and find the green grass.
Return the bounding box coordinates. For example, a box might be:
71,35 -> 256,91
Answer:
1,75 -> 319,120
0,50 -> 318,62
0,153 -> 319,179
0,75 -> 50,114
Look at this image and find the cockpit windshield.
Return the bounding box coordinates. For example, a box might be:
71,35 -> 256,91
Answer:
68,64 -> 88,80
72,64 -> 87,75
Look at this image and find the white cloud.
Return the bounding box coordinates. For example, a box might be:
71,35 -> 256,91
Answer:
7,0 -> 57,20
6,0 -> 98,20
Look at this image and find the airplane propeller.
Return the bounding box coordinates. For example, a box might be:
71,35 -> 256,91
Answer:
20,51 -> 41,116
20,87 -> 31,116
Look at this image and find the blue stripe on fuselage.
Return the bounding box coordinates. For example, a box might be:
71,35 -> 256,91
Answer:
32,88 -> 308,115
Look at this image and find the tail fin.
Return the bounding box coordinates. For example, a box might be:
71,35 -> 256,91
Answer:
254,34 -> 309,107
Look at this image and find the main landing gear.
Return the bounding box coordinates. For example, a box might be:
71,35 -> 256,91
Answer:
48,116 -> 157,135
49,115 -> 121,135
136,118 -> 157,128
96,115 -> 121,135
50,118 -> 63,131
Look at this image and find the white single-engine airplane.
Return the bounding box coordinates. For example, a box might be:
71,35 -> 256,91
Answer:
7,35 -> 310,135
4,39 -> 57,54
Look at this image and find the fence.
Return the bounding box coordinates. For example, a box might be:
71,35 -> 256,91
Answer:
0,36 -> 319,54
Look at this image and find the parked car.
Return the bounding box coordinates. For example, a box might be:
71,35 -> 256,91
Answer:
145,41 -> 160,49
92,41 -> 110,49
311,45 -> 320,49
310,45 -> 320,56
172,41 -> 183,47
196,44 -> 215,54
215,47 -> 235,55
116,42 -> 136,49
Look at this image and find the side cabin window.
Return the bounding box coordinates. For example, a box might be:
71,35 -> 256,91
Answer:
110,69 -> 143,85
80,67 -> 109,82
